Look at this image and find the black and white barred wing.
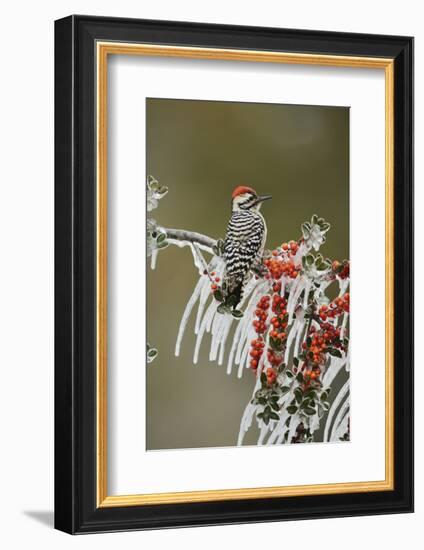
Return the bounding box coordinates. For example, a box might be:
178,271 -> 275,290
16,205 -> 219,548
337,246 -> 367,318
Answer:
223,211 -> 265,296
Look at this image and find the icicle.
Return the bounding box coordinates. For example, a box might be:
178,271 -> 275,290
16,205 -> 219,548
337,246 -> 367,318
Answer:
333,402 -> 349,435
239,339 -> 251,373
257,423 -> 269,446
234,282 -> 267,366
287,412 -> 300,443
309,411 -> 320,434
322,354 -> 347,387
332,409 -> 349,441
280,278 -> 286,298
190,243 -> 207,275
218,316 -> 233,366
284,319 -> 299,364
195,279 -> 213,335
340,312 -> 348,340
294,316 -> 307,357
287,276 -> 306,324
237,378 -> 261,446
338,277 -> 349,297
193,300 -> 217,364
323,379 -> 350,442
150,249 -> 159,270
303,280 -> 312,310
175,276 -> 207,356
210,311 -> 227,361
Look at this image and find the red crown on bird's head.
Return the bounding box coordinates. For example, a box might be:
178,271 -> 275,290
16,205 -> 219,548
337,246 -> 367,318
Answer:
232,185 -> 257,199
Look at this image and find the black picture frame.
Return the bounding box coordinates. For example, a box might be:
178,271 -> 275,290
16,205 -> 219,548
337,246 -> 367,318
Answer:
55,15 -> 414,534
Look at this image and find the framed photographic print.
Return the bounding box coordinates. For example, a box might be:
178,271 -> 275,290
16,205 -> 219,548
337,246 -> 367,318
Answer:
54,15 -> 414,533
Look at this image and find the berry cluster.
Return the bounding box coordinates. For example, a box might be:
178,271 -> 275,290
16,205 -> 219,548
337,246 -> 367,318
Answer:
249,337 -> 265,372
318,293 -> 349,321
266,367 -> 278,385
332,260 -> 350,280
264,257 -> 300,280
269,294 -> 288,340
281,240 -> 299,255
267,348 -> 283,368
298,320 -> 347,385
208,271 -> 221,291
312,322 -> 345,352
251,292 -> 289,378
252,295 -> 270,335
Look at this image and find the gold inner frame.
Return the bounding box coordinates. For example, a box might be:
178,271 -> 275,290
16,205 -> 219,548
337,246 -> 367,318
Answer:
96,42 -> 395,508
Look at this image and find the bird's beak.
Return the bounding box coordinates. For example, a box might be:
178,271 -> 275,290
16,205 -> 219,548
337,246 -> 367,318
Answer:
254,194 -> 272,205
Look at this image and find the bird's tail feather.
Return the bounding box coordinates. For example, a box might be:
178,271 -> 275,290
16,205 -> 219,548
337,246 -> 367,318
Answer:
222,273 -> 248,309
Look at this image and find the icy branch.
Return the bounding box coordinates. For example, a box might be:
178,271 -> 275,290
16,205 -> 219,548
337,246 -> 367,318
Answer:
162,227 -> 217,253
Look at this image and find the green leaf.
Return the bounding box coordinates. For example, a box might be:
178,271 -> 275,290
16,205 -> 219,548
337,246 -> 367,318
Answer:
258,397 -> 267,406
156,241 -> 169,249
285,416 -> 291,427
270,401 -> 280,411
286,405 -> 298,415
296,372 -> 304,383
327,347 -> 343,358
217,303 -> 228,314
304,407 -> 316,416
280,386 -> 290,395
227,294 -> 238,308
213,289 -> 224,302
301,223 -> 311,239
320,391 -> 328,402
293,357 -> 299,367
269,411 -> 279,421
156,232 -> 167,243
260,372 -> 267,385
322,401 -> 330,411
294,388 -> 303,404
147,348 -> 158,359
157,185 -> 168,196
306,337 -> 312,347
300,398 -> 310,409
285,371 -> 294,379
232,309 -> 244,318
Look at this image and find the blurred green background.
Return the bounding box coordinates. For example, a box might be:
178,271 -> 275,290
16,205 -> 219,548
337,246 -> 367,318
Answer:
146,98 -> 349,450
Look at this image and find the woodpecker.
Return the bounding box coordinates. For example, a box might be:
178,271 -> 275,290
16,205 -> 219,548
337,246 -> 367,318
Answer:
222,186 -> 272,308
